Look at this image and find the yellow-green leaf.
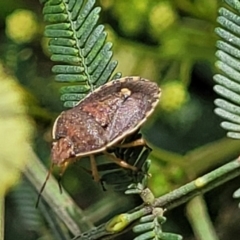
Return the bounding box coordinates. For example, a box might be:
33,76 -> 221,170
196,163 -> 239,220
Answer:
0,63 -> 33,196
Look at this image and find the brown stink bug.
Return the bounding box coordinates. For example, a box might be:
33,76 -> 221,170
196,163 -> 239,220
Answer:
37,76 -> 160,204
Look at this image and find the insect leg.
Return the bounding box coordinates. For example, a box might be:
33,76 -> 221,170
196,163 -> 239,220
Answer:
114,138 -> 146,148
103,151 -> 137,171
90,154 -> 100,182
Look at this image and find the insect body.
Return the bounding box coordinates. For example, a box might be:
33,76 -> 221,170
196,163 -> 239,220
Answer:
51,76 -> 160,180
36,77 -> 160,206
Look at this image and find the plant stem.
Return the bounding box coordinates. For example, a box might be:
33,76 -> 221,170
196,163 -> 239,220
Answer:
0,197 -> 4,240
153,158 -> 240,209
186,196 -> 219,240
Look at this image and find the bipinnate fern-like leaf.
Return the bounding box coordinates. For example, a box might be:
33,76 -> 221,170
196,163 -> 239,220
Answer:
133,210 -> 183,240
214,0 -> 240,211
124,171 -> 182,240
41,0 -> 118,108
11,179 -> 44,232
12,179 -> 71,239
214,0 -> 240,139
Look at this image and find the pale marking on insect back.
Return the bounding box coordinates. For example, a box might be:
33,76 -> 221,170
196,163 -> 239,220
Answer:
51,76 -> 161,168
120,88 -> 131,99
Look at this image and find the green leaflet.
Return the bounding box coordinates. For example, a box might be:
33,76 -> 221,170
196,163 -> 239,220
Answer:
42,0 -> 118,107
52,65 -> 84,73
214,1 -> 240,139
132,206 -> 182,240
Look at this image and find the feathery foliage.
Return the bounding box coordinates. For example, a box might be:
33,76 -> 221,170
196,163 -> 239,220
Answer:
214,0 -> 240,139
124,165 -> 182,240
10,179 -> 44,233
214,1 -> 240,212
133,210 -> 182,240
42,0 -> 118,108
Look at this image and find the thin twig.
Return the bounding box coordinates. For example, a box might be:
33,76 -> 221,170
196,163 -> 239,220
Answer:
153,158 -> 240,209
0,197 -> 4,240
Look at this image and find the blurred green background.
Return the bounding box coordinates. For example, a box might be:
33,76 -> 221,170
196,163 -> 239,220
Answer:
1,0 -> 240,239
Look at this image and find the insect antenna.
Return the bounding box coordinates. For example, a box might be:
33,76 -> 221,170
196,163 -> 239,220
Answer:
35,163 -> 54,208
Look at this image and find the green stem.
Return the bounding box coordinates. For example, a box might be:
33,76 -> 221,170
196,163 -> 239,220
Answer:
0,197 -> 4,240
153,158 -> 240,209
186,196 -> 219,240
185,138 -> 240,175
150,137 -> 240,176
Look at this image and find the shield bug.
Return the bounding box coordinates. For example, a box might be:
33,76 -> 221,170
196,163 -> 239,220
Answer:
38,76 -> 160,204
